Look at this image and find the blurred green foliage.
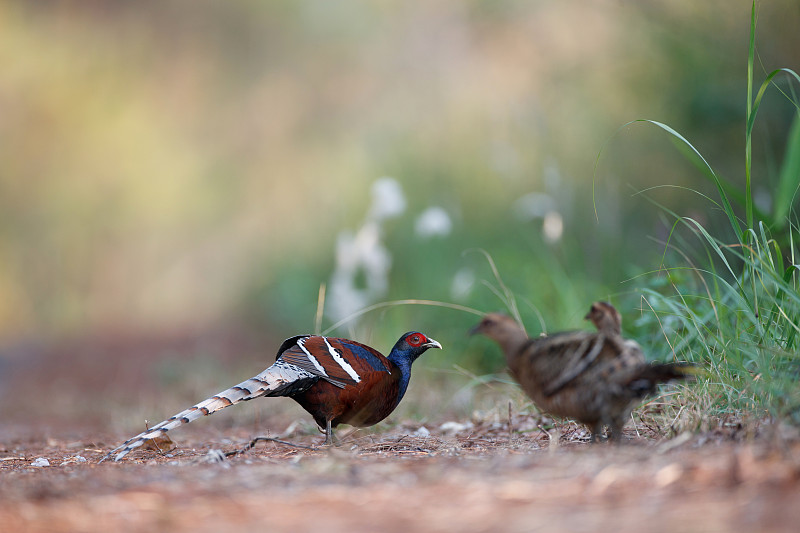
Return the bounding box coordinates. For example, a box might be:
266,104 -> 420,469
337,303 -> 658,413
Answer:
0,1 -> 798,389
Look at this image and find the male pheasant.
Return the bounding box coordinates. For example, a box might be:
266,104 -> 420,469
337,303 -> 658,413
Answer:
102,331 -> 441,461
471,302 -> 695,442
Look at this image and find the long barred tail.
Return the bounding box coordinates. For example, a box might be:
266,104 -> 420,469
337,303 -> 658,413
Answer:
100,360 -> 317,462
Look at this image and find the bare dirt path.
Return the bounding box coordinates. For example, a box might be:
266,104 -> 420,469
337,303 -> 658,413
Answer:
2,422 -> 799,533
2,336 -> 798,532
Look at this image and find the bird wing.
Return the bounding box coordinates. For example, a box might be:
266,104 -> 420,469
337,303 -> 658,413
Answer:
545,334 -> 647,396
590,337 -> 647,383
277,335 -> 370,389
542,332 -> 609,397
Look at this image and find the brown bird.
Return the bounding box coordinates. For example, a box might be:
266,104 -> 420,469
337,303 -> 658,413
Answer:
471,302 -> 696,442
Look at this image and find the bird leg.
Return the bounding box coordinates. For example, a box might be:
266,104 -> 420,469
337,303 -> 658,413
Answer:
323,419 -> 341,447
590,422 -> 604,443
607,422 -> 624,444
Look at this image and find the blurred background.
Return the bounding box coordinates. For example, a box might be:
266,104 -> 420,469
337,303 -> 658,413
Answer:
1,1 -> 798,439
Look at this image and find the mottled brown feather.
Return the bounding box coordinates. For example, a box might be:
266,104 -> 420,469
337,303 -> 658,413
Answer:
473,302 -> 695,442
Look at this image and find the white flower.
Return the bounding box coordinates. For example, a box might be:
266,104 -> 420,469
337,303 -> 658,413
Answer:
542,211 -> 564,243
415,206 -> 452,238
327,178 -> 405,323
450,267 -> 475,301
513,192 -> 563,243
368,177 -> 406,221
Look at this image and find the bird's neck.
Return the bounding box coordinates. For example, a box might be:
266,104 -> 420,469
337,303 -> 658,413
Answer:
498,332 -> 530,371
388,353 -> 414,403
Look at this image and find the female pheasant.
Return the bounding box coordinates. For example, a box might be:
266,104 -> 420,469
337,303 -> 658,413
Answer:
472,302 -> 695,442
102,331 -> 441,461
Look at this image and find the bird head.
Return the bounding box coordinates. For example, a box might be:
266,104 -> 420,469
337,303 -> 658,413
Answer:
390,332 -> 442,365
470,313 -> 528,356
584,301 -> 622,335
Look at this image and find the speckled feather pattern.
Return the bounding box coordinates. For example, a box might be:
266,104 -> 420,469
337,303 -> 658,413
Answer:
473,303 -> 695,441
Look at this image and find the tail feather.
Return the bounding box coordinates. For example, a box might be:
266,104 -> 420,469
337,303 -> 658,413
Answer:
101,361 -> 318,462
627,362 -> 699,396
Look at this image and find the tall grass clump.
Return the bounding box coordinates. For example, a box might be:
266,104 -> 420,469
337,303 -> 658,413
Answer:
633,3 -> 800,428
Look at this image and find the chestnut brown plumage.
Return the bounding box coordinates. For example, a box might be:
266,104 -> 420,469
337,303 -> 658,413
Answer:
472,302 -> 695,442
101,331 -> 441,461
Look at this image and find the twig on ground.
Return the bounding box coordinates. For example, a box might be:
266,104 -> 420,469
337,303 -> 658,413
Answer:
225,436 -> 320,457
508,401 -> 513,444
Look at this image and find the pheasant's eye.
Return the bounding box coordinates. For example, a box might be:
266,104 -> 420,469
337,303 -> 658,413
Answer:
408,334 -> 423,346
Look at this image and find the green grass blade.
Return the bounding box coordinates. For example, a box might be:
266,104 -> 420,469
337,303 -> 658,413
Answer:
669,138 -> 771,223
773,113 -> 800,226
746,68 -> 800,145
643,120 -> 743,240
746,1 -> 756,230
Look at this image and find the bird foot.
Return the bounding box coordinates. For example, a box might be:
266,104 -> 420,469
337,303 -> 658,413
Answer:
321,435 -> 342,448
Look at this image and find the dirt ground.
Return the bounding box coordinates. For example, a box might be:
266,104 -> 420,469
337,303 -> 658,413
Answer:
2,334 -> 799,533
3,418 -> 800,533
